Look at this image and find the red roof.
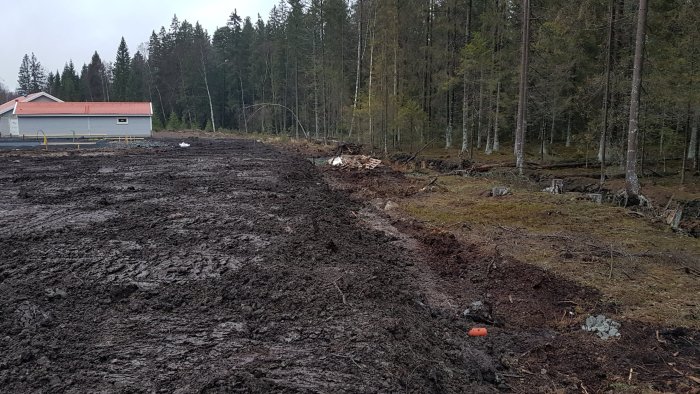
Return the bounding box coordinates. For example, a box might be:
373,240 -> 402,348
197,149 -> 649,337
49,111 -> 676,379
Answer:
0,92 -> 63,115
15,102 -> 152,116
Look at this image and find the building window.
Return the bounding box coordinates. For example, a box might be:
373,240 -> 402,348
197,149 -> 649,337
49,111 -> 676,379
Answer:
117,118 -> 128,125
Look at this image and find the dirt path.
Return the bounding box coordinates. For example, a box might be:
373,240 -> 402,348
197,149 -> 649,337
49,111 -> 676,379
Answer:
0,138 -> 697,393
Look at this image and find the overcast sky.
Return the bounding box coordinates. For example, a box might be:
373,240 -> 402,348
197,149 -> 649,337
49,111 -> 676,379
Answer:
1,0 -> 278,92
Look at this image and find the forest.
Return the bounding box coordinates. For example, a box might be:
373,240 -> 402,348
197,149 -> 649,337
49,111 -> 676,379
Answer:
7,0 -> 700,193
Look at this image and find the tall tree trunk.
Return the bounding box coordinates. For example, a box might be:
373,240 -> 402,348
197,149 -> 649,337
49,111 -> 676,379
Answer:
539,121 -> 546,162
461,82 -> 470,155
484,83 -> 494,155
445,1 -> 454,150
476,67 -> 484,149
689,113 -> 698,161
599,0 -> 615,185
691,109 -> 699,171
294,62 -> 300,138
200,49 -> 216,133
681,103 -> 690,184
240,74 -> 248,133
476,68 -> 484,149
549,111 -> 555,145
383,29 -> 389,156
660,115 -> 666,173
349,0 -> 362,139
461,0 -> 473,156
565,113 -> 571,147
368,19 -> 375,150
547,110 -> 555,155
640,103 -> 647,175
515,0 -> 530,174
493,80 -> 501,151
312,30 -> 320,139
394,29 -> 399,149
695,110 -> 700,173
624,0 -> 648,202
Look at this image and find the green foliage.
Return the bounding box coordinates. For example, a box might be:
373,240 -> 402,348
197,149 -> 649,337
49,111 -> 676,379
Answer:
17,54 -> 31,95
112,37 -> 131,101
166,112 -> 181,130
152,115 -> 164,131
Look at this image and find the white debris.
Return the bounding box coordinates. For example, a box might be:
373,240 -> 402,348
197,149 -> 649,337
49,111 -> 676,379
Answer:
179,142 -> 191,148
329,156 -> 344,166
582,315 -> 621,339
327,155 -> 382,170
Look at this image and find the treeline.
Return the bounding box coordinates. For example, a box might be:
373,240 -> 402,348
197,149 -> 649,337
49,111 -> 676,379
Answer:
14,0 -> 700,169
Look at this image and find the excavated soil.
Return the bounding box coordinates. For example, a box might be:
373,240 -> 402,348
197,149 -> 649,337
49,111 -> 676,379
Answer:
0,138 -> 697,393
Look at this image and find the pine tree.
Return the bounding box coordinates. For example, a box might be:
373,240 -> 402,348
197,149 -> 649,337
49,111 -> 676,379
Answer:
113,37 -> 131,101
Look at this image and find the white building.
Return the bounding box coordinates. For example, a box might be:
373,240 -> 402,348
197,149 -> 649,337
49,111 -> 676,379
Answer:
7,101 -> 153,138
0,92 -> 63,137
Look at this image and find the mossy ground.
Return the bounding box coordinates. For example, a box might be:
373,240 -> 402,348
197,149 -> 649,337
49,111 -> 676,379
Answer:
400,170 -> 699,328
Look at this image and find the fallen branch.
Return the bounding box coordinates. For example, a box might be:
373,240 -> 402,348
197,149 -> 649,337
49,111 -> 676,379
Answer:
333,280 -> 347,305
656,330 -> 668,344
422,177 -> 438,189
403,137 -> 437,163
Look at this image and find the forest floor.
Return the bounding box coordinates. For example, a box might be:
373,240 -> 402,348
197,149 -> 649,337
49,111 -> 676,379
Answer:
0,133 -> 698,393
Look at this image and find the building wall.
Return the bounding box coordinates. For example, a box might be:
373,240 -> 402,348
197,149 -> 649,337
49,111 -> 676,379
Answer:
16,116 -> 152,137
0,114 -> 9,136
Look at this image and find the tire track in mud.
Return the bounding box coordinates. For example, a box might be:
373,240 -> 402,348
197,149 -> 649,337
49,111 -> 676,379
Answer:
0,139 -> 504,393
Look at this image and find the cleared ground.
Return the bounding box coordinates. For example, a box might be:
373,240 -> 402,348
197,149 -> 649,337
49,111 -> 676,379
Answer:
0,138 -> 697,392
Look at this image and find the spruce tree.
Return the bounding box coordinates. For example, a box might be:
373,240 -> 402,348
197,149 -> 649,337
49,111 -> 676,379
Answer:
112,37 -> 131,101
166,111 -> 181,130
60,61 -> 80,101
128,51 -> 148,101
86,52 -> 107,101
17,54 -> 31,96
29,53 -> 46,93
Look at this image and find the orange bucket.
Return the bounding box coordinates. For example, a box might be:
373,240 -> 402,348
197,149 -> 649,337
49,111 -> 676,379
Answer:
468,327 -> 488,337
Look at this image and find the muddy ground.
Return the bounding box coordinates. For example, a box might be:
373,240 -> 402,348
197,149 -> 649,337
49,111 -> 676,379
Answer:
0,138 -> 697,393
